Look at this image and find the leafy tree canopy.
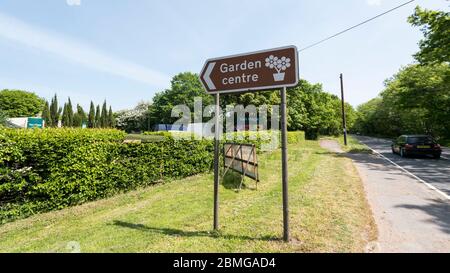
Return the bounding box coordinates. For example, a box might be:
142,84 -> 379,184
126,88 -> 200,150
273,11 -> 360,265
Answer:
353,63 -> 450,139
149,72 -> 214,126
408,6 -> 450,64
0,89 -> 44,117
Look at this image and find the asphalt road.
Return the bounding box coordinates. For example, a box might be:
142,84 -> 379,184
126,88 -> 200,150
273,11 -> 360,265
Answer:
353,135 -> 450,198
321,137 -> 450,252
442,147 -> 450,160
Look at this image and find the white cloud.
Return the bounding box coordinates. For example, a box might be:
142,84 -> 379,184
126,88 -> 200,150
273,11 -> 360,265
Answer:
0,12 -> 170,88
66,0 -> 81,6
367,0 -> 382,6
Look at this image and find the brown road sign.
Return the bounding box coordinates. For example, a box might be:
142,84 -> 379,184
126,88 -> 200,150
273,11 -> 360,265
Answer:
200,46 -> 299,94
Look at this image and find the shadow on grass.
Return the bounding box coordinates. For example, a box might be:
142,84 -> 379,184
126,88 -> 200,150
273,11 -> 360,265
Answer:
347,148 -> 372,154
112,220 -> 278,241
314,149 -> 371,156
221,171 -> 257,191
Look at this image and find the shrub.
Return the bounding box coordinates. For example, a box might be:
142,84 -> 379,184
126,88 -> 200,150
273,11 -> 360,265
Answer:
0,128 -> 213,223
287,131 -> 305,144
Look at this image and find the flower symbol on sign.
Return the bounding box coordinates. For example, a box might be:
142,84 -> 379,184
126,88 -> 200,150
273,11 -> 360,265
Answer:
265,55 -> 291,82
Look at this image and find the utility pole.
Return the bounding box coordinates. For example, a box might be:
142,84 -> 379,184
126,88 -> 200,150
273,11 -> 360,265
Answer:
340,73 -> 348,146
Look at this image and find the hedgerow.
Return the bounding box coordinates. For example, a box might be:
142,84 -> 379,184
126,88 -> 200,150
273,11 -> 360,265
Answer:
0,128 -> 213,224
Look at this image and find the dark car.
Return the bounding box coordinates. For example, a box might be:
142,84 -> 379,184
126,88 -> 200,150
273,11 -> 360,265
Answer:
392,135 -> 441,159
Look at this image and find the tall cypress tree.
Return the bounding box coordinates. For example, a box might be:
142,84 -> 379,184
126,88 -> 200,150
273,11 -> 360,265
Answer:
67,97 -> 74,127
95,105 -> 101,128
42,100 -> 51,127
72,104 -> 84,127
73,112 -> 81,127
77,104 -> 86,125
50,94 -> 59,127
62,103 -> 69,127
100,101 -> 108,128
88,101 -> 95,128
108,106 -> 115,128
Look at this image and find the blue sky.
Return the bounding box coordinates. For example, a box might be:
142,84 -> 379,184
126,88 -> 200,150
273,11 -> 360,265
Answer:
0,0 -> 448,111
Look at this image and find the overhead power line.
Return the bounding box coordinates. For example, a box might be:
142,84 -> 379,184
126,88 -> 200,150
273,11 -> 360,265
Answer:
298,0 -> 416,52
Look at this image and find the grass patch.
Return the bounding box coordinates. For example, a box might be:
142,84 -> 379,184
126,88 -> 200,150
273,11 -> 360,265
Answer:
323,135 -> 372,154
0,141 -> 375,253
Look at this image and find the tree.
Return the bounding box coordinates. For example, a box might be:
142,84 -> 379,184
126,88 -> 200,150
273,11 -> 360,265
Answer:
73,112 -> 81,128
352,98 -> 385,135
149,72 -> 214,127
354,7 -> 450,141
78,104 -> 87,124
49,94 -> 62,128
116,102 -> 150,133
354,63 -> 450,141
61,103 -> 70,127
0,89 -> 44,117
95,105 -> 101,128
67,97 -> 74,127
42,101 -> 51,127
73,104 -> 86,127
383,63 -> 450,138
0,110 -> 7,126
108,106 -> 115,128
408,6 -> 450,64
88,101 -> 96,128
284,80 -> 357,139
100,101 -> 108,128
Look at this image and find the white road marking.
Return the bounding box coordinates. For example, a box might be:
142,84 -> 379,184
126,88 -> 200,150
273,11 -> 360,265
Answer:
359,140 -> 450,201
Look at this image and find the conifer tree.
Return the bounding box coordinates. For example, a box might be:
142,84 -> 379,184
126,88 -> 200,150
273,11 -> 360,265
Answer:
95,105 -> 101,128
42,100 -> 51,127
108,106 -> 115,128
100,101 -> 108,128
88,101 -> 96,128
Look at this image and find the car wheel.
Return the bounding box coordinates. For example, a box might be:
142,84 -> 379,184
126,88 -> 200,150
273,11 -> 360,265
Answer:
434,154 -> 441,159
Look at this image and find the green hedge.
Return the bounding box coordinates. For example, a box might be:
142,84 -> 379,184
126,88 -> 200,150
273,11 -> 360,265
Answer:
0,128 -> 213,224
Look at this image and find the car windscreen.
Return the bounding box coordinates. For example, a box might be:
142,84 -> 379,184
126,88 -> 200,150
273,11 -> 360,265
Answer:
407,137 -> 434,144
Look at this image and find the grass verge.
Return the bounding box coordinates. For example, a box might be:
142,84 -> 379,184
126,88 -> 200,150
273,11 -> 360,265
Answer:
323,135 -> 372,154
0,141 -> 375,253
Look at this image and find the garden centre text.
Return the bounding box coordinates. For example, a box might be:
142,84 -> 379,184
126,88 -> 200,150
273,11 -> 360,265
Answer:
220,60 -> 262,85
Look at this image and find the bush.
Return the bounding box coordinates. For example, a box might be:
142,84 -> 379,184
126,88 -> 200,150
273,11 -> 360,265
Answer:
287,131 -> 305,144
0,128 -> 213,223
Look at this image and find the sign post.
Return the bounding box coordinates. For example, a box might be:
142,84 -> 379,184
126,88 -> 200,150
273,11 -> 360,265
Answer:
200,46 -> 298,241
280,86 -> 289,242
213,93 -> 220,230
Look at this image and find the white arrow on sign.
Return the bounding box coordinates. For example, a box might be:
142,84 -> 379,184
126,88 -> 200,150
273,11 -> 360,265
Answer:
204,62 -> 216,90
